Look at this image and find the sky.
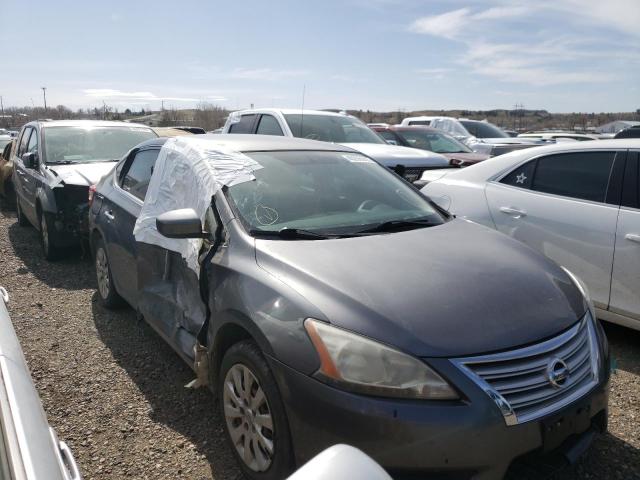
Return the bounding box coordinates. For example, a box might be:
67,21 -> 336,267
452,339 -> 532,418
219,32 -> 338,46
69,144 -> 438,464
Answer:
1,0 -> 639,113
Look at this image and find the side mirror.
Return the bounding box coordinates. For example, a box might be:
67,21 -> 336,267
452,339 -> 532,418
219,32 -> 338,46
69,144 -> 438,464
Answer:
156,208 -> 204,239
22,152 -> 38,169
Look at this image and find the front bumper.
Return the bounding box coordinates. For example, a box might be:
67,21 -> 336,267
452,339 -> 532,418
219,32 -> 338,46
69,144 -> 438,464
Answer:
269,354 -> 609,480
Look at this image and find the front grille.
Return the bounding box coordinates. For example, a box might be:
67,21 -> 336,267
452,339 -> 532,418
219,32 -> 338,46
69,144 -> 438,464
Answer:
453,314 -> 599,425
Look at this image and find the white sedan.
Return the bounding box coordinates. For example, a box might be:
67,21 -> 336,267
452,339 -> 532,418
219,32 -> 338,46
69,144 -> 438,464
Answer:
422,139 -> 640,330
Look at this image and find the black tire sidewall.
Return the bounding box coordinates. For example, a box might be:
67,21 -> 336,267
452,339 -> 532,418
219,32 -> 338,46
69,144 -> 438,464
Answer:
94,237 -> 123,308
16,197 -> 28,226
218,341 -> 293,480
38,211 -> 61,261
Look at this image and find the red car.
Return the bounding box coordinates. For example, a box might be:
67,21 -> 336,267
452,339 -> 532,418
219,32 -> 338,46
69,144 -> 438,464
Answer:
372,126 -> 489,167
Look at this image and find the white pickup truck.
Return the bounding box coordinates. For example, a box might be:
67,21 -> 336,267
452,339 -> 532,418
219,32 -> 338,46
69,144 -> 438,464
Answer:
221,108 -> 452,186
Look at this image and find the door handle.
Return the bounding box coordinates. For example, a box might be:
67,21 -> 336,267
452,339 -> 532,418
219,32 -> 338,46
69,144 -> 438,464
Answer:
103,210 -> 115,221
625,234 -> 640,244
58,441 -> 81,480
499,206 -> 527,218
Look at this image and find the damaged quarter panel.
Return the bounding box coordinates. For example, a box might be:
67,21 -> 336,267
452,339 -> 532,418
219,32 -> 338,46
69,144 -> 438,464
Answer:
205,214 -> 325,376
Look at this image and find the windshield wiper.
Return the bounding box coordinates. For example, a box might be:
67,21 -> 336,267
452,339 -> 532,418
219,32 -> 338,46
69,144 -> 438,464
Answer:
250,227 -> 333,240
47,160 -> 78,165
353,218 -> 434,234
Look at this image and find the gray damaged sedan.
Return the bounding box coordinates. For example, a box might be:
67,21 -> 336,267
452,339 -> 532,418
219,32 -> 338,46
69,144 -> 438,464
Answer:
89,135 -> 609,480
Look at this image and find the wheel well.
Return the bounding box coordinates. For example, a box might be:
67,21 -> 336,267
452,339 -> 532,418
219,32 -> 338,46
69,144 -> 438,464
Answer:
210,323 -> 253,388
90,229 -> 103,255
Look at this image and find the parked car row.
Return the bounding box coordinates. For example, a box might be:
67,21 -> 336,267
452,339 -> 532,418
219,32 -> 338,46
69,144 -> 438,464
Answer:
399,116 -> 545,156
3,118 -> 624,479
222,109 -> 455,185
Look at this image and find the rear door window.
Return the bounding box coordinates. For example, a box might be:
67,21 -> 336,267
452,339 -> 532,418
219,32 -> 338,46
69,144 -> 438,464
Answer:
256,115 -> 284,136
121,149 -> 160,201
228,114 -> 257,134
531,151 -> 616,203
501,160 -> 536,189
621,152 -> 639,209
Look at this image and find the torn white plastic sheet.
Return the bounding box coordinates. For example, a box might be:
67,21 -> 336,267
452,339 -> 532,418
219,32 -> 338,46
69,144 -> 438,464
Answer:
133,137 -> 262,272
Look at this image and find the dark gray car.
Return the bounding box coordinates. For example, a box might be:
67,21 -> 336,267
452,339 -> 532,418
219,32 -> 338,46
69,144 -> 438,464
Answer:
12,120 -> 156,259
89,135 -> 609,480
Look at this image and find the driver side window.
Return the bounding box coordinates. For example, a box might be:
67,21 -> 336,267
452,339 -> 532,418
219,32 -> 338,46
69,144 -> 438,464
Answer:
121,149 -> 160,201
26,128 -> 39,155
17,127 -> 32,157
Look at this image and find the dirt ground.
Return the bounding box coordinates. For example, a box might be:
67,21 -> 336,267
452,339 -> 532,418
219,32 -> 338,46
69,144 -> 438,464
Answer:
0,203 -> 638,479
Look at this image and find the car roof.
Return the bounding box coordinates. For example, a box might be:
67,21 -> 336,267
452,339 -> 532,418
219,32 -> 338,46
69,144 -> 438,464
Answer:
134,134 -> 358,153
390,125 -> 439,132
434,139 -> 640,184
232,108 -> 349,118
31,120 -> 153,129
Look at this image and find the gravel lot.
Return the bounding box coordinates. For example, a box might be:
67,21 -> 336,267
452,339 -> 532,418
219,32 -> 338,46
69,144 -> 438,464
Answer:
0,202 -> 638,479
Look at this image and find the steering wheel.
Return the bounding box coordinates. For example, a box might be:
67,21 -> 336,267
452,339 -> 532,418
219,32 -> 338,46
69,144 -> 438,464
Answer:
304,133 -> 320,140
357,200 -> 382,212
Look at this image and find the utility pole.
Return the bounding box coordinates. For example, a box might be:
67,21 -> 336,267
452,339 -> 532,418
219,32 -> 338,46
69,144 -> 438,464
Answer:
0,96 -> 4,118
41,87 -> 47,111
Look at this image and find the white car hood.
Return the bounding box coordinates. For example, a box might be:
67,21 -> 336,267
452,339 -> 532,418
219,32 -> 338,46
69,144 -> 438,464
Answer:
48,162 -> 116,187
341,143 -> 449,167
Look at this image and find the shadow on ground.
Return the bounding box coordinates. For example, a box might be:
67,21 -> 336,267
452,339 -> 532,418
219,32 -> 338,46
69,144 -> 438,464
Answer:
91,294 -> 242,480
604,322 -> 640,377
6,214 -> 94,291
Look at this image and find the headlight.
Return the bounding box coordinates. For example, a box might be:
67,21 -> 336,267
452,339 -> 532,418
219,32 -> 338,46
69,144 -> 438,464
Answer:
304,319 -> 458,400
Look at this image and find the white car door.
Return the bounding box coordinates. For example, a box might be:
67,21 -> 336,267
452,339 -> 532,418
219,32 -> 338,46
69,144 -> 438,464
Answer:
484,150 -> 624,310
609,151 -> 640,325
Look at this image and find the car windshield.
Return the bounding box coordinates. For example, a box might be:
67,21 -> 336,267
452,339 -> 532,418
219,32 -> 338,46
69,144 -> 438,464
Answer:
396,130 -> 472,153
227,150 -> 444,236
284,114 -> 385,144
459,121 -> 508,139
43,126 -> 156,164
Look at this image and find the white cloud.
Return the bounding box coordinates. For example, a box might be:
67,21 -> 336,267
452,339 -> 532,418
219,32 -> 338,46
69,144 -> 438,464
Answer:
549,0 -> 640,38
230,68 -> 308,81
474,5 -> 531,20
415,67 -> 451,79
409,8 -> 471,39
82,89 -> 201,102
407,1 -> 638,87
461,41 -> 615,86
84,89 -> 156,98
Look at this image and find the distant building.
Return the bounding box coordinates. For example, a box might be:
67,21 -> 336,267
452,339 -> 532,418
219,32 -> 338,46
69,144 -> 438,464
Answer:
595,120 -> 640,134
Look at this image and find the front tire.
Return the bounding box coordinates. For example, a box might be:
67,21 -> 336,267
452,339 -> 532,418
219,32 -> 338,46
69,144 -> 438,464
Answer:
39,211 -> 63,261
219,341 -> 293,480
94,237 -> 124,308
15,197 -> 29,226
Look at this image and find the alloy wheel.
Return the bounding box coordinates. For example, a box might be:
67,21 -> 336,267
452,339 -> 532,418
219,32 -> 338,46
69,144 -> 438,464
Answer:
95,247 -> 110,300
223,364 -> 275,472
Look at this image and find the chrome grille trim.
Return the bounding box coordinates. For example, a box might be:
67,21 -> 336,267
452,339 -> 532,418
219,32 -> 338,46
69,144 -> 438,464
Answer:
452,313 -> 599,426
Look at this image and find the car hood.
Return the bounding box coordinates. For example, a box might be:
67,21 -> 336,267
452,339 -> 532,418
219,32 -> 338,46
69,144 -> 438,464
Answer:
341,143 -> 449,168
48,162 -> 116,187
255,219 -> 586,358
478,137 -> 544,146
441,152 -> 489,165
